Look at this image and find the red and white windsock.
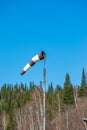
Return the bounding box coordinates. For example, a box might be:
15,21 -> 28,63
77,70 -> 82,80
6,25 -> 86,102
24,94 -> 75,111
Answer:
20,51 -> 46,75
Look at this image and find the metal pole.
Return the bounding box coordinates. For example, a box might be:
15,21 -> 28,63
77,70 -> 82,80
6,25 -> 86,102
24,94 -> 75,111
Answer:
58,92 -> 61,130
43,58 -> 46,130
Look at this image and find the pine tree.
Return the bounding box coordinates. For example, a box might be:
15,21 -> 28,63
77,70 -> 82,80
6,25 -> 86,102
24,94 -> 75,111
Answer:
47,82 -> 54,104
62,73 -> 74,105
81,68 -> 86,87
47,82 -> 55,120
78,68 -> 87,97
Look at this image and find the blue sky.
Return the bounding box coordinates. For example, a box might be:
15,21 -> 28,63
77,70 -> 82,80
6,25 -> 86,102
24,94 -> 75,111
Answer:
0,0 -> 87,88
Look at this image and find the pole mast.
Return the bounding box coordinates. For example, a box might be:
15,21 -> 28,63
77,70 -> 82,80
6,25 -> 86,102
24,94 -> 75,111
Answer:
43,57 -> 46,130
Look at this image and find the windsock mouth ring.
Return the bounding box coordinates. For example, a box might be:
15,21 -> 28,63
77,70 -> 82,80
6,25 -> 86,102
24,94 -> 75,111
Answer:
39,51 -> 46,60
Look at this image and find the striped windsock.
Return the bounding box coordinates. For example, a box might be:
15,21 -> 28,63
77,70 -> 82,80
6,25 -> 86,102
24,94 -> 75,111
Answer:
20,51 -> 46,75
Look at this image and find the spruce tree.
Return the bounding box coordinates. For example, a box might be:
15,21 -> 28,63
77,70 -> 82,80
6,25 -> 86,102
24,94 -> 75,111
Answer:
47,82 -> 55,120
62,73 -> 74,105
81,68 -> 86,87
78,68 -> 87,97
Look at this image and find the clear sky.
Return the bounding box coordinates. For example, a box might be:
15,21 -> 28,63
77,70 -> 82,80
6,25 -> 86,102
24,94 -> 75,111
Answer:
0,0 -> 87,88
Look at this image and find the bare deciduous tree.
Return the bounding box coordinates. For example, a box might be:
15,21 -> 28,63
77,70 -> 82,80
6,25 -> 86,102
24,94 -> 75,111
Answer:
2,112 -> 7,130
14,87 -> 43,130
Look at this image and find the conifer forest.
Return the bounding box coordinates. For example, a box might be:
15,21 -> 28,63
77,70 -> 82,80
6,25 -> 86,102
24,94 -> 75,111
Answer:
0,68 -> 87,130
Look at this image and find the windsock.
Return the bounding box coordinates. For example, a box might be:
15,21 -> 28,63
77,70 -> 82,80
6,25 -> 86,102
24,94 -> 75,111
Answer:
20,51 -> 46,75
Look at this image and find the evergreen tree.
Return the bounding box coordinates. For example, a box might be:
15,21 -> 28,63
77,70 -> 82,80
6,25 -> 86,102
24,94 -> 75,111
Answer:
62,73 -> 74,105
78,68 -> 87,97
81,68 -> 86,87
47,82 -> 54,104
47,82 -> 55,120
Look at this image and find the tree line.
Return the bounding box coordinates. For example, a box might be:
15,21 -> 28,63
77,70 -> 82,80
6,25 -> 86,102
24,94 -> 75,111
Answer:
0,68 -> 87,130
